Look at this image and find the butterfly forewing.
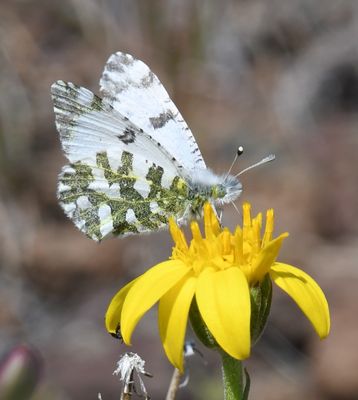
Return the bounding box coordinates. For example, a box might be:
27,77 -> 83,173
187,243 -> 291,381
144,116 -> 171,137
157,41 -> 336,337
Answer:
51,80 -> 191,240
99,52 -> 206,174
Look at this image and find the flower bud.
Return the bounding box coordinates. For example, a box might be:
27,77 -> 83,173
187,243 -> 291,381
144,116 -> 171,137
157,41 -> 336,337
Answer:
0,345 -> 42,400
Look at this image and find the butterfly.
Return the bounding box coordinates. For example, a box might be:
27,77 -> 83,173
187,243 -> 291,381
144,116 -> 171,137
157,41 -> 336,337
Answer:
51,52 -> 265,241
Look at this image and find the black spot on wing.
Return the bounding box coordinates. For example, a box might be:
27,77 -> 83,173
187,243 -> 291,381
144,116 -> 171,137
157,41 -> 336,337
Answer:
140,71 -> 155,88
117,127 -> 136,144
105,59 -> 125,73
149,110 -> 175,129
118,53 -> 135,66
105,53 -> 135,72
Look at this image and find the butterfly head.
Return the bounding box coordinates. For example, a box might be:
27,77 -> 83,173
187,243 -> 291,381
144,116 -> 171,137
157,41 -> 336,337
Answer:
189,169 -> 242,207
213,174 -> 242,205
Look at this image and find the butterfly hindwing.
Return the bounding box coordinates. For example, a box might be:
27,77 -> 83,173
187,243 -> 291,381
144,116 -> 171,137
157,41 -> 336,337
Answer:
58,153 -> 191,241
99,52 -> 206,174
51,81 -> 191,240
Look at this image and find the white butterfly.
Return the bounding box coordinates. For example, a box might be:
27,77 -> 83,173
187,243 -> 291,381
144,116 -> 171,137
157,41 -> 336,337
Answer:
51,52 -> 271,241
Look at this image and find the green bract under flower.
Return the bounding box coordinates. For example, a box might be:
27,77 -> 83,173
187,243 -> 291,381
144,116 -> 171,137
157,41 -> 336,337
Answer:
105,203 -> 330,372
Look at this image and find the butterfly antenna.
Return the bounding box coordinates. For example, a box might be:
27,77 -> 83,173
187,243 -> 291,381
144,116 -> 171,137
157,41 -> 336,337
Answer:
231,201 -> 240,216
224,146 -> 244,180
235,154 -> 275,177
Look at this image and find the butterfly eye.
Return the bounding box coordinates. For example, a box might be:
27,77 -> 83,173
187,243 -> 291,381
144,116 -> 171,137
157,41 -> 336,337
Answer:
237,146 -> 244,156
211,185 -> 224,199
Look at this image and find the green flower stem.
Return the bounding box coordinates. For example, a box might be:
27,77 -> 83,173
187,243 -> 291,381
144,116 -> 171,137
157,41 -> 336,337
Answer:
221,352 -> 249,400
190,298 -> 250,399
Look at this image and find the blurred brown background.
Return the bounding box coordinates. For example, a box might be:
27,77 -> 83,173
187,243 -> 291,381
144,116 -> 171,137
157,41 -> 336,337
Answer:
0,0 -> 357,399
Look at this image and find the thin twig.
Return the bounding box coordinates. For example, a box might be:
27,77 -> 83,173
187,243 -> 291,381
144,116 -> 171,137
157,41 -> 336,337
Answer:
121,370 -> 134,400
165,368 -> 182,400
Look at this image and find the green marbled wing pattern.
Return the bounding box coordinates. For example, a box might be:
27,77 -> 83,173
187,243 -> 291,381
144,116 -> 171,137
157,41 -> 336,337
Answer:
51,80 -> 195,240
58,150 -> 190,241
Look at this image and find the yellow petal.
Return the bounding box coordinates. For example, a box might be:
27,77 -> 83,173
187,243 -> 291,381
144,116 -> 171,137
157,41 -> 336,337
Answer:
190,220 -> 203,241
105,278 -> 138,333
204,202 -> 221,238
243,202 -> 252,228
169,218 -> 188,252
250,233 -> 289,284
270,263 -> 330,338
251,212 -> 262,254
196,267 -> 251,359
262,209 -> 274,247
158,275 -> 196,372
121,260 -> 190,345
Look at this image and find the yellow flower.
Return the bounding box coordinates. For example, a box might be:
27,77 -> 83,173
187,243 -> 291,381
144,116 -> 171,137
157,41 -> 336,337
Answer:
105,203 -> 330,372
